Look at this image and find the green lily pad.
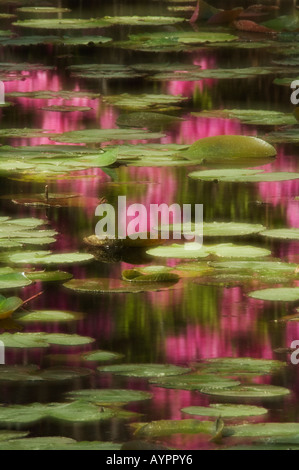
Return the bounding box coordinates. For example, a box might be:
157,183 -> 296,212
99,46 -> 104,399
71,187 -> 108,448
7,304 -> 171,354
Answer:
61,36 -> 112,46
133,419 -> 214,438
0,365 -> 91,383
98,364 -> 190,378
150,374 -> 240,391
41,105 -> 92,112
227,423 -> 299,438
263,14 -> 299,32
81,350 -> 124,362
14,310 -> 84,323
201,385 -> 290,399
181,136 -> 276,163
152,67 -> 275,81
0,295 -> 23,319
182,404 -> 268,418
16,7 -> 71,13
117,112 -> 183,131
13,18 -> 111,29
0,332 -> 94,348
66,389 -> 152,405
0,437 -> 121,451
159,222 -> 266,237
122,269 -> 180,283
25,271 -> 73,283
248,287 -> 299,302
53,129 -> 164,144
7,91 -> 100,100
47,401 -> 115,424
147,243 -> 271,259
260,228 -> 299,240
104,94 -> 187,111
0,128 -> 56,139
8,251 -> 94,266
68,64 -> 145,80
189,169 -> 299,182
0,273 -> 32,290
197,358 -> 286,375
192,109 -> 297,126
104,16 -> 185,26
64,278 -> 178,294
266,129 -> 299,144
0,431 -> 29,442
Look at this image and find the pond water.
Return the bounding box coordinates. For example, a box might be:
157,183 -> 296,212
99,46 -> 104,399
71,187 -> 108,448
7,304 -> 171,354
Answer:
1,0 -> 299,451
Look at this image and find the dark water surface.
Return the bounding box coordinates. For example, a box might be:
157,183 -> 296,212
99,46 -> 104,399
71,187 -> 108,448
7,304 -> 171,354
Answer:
1,0 -> 299,450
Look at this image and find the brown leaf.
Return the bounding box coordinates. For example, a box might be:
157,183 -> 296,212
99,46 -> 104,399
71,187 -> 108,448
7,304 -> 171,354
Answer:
233,19 -> 277,33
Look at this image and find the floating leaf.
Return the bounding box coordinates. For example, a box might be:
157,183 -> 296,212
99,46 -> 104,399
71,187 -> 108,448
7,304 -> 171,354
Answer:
53,129 -> 164,144
201,385 -> 290,399
104,16 -> 185,26
81,350 -> 124,362
104,93 -> 187,111
147,243 -> 271,259
133,419 -> 213,438
25,271 -> 73,283
14,310 -> 84,323
227,423 -> 299,438
0,273 -> 32,290
260,228 -> 299,240
122,269 -> 180,283
98,364 -> 190,378
16,7 -> 71,13
182,404 -> 268,418
0,295 -> 23,320
68,64 -> 145,80
189,169 -> 299,183
197,358 -> 286,375
8,251 -> 94,266
181,136 -> 276,163
0,437 -> 121,451
0,365 -> 91,383
150,374 -> 240,391
13,18 -> 111,29
248,287 -> 299,302
193,109 -> 296,126
64,278 -> 178,294
66,389 -> 152,405
0,332 -> 94,348
117,112 -> 183,131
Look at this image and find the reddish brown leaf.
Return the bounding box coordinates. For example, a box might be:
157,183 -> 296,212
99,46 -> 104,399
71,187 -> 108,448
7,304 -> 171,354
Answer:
207,7 -> 243,25
233,19 -> 277,33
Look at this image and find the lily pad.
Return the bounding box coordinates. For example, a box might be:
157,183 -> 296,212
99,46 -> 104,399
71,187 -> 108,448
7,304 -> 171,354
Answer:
8,251 -> 94,266
68,64 -> 145,80
64,278 -> 178,294
0,365 -> 91,383
0,437 -> 121,451
16,7 -> 71,13
25,271 -> 73,283
104,16 -> 185,26
98,364 -> 190,378
201,385 -> 290,399
133,419 -> 213,438
117,112 -> 183,131
150,374 -> 240,391
104,94 -> 187,111
189,169 -> 299,183
248,287 -> 299,302
0,273 -> 32,290
122,269 -> 180,283
41,105 -> 92,112
147,243 -> 271,259
181,136 -> 276,163
13,18 -> 111,30
0,295 -> 23,320
227,422 -> 299,438
14,310 -> 84,323
266,129 -> 299,144
159,222 -> 266,237
260,229 -> 299,240
197,358 -> 286,375
53,129 -> 164,144
193,109 -> 297,126
66,389 -> 152,405
81,350 -> 124,362
182,404 -> 268,418
0,332 -> 94,348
